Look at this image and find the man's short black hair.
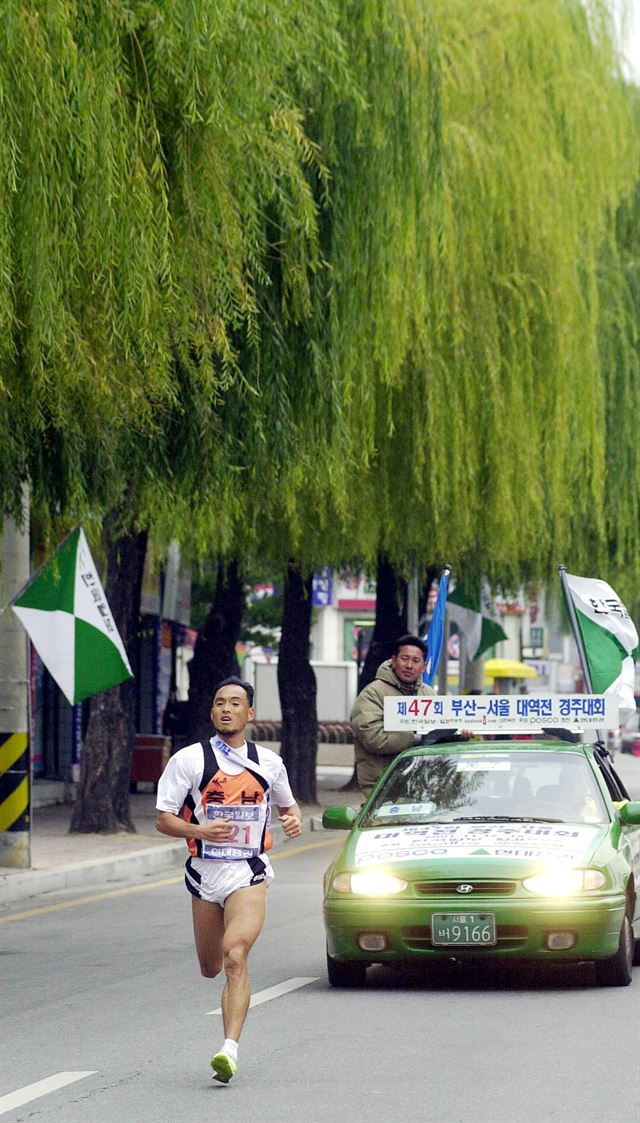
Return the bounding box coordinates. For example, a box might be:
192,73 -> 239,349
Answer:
393,634 -> 428,658
213,676 -> 255,707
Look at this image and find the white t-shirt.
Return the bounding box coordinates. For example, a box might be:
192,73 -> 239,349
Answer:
156,737 -> 295,861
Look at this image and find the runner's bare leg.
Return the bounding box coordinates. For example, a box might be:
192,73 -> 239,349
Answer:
219,882 -> 267,1041
191,897 -> 225,977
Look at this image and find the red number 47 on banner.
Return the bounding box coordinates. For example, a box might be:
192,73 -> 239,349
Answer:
407,698 -> 433,716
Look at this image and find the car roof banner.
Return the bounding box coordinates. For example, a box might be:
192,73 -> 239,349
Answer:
383,693 -> 619,734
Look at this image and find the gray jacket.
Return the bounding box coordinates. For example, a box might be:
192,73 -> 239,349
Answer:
350,659 -> 435,797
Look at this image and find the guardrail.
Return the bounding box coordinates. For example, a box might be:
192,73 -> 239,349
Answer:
248,721 -> 354,744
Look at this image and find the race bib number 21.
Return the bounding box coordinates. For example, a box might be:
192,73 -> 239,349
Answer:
202,805 -> 263,860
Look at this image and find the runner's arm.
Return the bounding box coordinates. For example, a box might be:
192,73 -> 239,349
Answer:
155,810 -> 234,842
277,802 -> 302,838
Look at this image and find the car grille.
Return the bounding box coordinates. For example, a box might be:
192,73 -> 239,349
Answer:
402,925 -> 528,951
414,880 -> 517,896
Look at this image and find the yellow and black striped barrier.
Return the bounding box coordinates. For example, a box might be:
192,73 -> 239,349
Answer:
0,732 -> 30,866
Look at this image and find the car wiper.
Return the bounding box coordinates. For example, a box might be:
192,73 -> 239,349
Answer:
451,815 -> 564,823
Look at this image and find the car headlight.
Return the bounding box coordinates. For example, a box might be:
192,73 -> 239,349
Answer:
332,871 -> 408,895
522,869 -> 606,896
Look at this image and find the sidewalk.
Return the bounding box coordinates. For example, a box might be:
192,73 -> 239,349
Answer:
0,744 -> 358,909
2,747 -> 638,911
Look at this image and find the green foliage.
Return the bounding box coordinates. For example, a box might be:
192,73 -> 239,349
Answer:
320,0 -> 639,588
0,0 -> 345,535
186,0 -> 640,593
0,1 -> 173,520
190,560 -> 282,646
597,108 -> 640,606
2,0 -> 638,599
240,591 -> 283,652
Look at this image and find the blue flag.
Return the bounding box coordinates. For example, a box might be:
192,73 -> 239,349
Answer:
423,566 -> 451,685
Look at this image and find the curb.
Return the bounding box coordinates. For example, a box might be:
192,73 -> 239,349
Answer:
0,841 -> 186,908
0,809 -> 345,909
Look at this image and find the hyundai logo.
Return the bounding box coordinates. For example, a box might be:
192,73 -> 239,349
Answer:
456,884 -> 474,894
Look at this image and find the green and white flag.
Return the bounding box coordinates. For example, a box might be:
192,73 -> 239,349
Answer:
447,580 -> 507,660
11,528 -> 133,704
561,570 -> 638,723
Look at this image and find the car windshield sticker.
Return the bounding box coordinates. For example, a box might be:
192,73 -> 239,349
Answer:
455,760 -> 512,771
372,802 -> 437,819
451,753 -> 509,762
354,823 -> 601,866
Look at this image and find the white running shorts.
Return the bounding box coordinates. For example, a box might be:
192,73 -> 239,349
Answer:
184,854 -> 274,906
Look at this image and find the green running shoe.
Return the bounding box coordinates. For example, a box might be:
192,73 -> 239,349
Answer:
211,1051 -> 238,1084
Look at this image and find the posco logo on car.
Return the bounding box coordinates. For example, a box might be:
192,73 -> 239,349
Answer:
456,884 -> 474,894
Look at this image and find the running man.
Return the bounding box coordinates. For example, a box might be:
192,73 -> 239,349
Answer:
155,676 -> 302,1084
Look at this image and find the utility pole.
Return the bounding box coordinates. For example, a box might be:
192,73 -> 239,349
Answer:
0,489 -> 30,867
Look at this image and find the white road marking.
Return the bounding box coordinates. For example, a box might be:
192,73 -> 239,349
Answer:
0,1071 -> 97,1115
206,975 -> 318,1016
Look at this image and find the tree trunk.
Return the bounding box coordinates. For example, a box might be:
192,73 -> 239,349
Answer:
465,652 -> 485,694
70,519 -> 147,833
358,554 -> 407,691
277,565 -> 317,803
184,559 -> 243,743
419,566 -> 440,634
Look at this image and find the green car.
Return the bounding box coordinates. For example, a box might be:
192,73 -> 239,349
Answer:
322,738 -> 640,987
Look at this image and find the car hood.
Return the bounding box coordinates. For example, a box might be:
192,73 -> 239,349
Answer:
345,821 -> 610,873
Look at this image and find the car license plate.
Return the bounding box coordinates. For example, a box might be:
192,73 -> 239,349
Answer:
431,913 -> 496,946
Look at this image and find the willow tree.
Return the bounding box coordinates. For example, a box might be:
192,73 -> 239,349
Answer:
249,0 -> 640,788
175,0 -> 640,796
316,0 -> 639,595
138,7 -> 357,801
597,110 -> 640,609
0,1 -> 180,835
76,0 -> 349,831
154,0 -> 639,782
0,1 -> 348,830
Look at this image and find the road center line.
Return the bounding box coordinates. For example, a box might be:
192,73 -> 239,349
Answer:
206,976 -> 318,1016
0,876 -> 184,924
0,838 -> 338,925
0,1071 -> 97,1115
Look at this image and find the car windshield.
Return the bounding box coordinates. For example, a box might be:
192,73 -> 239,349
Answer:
362,750 -> 609,826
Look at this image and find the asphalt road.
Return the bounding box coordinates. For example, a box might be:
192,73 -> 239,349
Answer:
1,810 -> 639,1123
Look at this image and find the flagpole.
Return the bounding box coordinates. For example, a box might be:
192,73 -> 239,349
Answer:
423,564 -> 451,687
558,564 -> 593,692
437,609 -> 449,695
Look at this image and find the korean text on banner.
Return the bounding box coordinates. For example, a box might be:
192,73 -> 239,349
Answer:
11,527 -> 133,705
560,569 -> 638,724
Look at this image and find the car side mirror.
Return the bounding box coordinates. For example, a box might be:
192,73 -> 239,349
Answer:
322,806 -> 357,830
618,801 -> 640,826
